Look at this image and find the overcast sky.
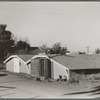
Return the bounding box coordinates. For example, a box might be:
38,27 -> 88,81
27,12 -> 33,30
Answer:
0,2 -> 100,52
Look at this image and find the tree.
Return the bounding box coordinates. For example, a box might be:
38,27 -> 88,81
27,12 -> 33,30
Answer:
49,42 -> 68,54
95,48 -> 100,54
39,44 -> 47,53
0,24 -> 7,33
45,47 -> 51,54
0,24 -> 15,60
15,38 -> 30,51
0,24 -> 32,61
52,42 -> 62,54
60,47 -> 68,54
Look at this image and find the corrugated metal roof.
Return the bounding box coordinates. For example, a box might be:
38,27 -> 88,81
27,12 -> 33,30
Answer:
51,54 -> 100,70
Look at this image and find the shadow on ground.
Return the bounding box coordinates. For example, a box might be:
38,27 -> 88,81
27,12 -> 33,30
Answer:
63,85 -> 100,97
0,73 -> 7,77
0,86 -> 16,89
0,85 -> 16,92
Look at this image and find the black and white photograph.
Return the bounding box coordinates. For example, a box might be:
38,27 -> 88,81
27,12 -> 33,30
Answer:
0,1 -> 100,99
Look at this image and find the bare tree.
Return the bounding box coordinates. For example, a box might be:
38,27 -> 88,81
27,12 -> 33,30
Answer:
39,44 -> 47,53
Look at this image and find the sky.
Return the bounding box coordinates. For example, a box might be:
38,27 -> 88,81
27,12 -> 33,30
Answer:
0,2 -> 100,53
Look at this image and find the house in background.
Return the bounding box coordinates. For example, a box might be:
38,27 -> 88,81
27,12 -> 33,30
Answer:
4,54 -> 34,74
8,47 -> 43,56
26,54 -> 69,80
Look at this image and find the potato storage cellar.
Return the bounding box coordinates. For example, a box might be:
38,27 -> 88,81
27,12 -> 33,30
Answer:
31,57 -> 52,79
26,55 -> 69,80
4,55 -> 34,74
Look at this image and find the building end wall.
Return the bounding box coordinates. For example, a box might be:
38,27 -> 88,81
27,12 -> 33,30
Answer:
51,60 -> 69,80
6,58 -> 14,72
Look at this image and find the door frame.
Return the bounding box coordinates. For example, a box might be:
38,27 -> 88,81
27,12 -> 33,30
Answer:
14,58 -> 19,73
39,58 -> 51,79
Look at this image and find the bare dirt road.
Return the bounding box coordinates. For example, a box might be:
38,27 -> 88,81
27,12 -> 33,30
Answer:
0,71 -> 100,99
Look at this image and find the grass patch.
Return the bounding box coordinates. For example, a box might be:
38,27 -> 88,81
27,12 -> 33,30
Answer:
68,71 -> 84,84
68,71 -> 100,84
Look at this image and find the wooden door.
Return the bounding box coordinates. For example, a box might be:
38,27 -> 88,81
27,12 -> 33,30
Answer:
39,59 -> 45,77
31,58 -> 51,79
44,59 -> 51,79
31,58 -> 40,77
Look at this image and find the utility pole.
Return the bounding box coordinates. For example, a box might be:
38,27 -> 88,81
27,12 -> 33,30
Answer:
86,46 -> 89,54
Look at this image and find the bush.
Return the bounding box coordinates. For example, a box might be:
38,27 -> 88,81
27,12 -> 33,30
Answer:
89,73 -> 100,80
68,71 -> 87,84
69,71 -> 100,85
95,48 -> 100,54
0,62 -> 6,69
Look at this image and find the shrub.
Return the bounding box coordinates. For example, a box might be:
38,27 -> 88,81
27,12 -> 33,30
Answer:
69,71 -> 100,85
0,62 -> 6,69
95,48 -> 100,54
89,73 -> 100,80
68,71 -> 87,84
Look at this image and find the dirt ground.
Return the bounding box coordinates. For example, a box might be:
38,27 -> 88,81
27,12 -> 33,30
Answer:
0,71 -> 100,99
